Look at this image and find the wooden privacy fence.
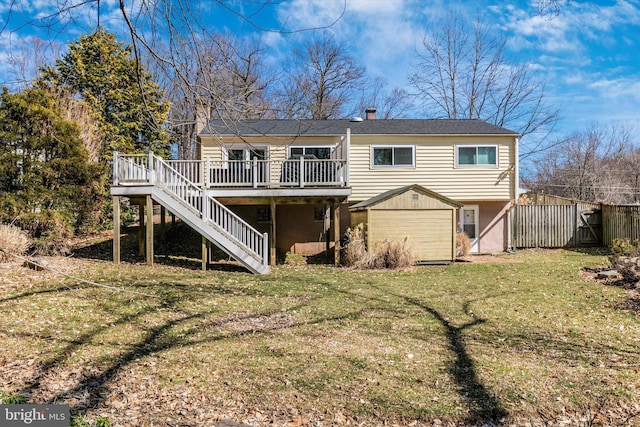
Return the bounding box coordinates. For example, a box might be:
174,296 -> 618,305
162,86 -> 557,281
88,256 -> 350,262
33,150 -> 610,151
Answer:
511,203 -> 602,248
601,205 -> 640,246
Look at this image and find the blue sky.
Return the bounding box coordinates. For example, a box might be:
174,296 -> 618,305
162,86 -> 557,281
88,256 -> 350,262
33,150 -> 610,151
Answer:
1,0 -> 639,141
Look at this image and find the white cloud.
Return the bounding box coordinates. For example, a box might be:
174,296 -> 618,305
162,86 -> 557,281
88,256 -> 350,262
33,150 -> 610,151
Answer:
273,0 -> 421,85
589,76 -> 640,102
502,1 -> 640,54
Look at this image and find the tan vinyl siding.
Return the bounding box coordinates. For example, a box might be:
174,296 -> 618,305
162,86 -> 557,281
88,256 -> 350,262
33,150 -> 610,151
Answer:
373,188 -> 458,210
349,135 -> 514,202
368,209 -> 455,261
200,136 -> 339,162
200,133 -> 516,203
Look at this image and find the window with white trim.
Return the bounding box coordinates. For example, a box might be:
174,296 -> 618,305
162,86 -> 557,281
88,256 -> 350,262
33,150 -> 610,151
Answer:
371,145 -> 415,167
456,145 -> 497,167
289,146 -> 332,159
224,147 -> 266,161
223,146 -> 266,168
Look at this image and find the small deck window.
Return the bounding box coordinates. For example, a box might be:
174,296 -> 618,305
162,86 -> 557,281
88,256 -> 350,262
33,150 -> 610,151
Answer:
456,145 -> 498,167
371,145 -> 415,167
222,146 -> 267,170
257,207 -> 271,222
314,206 -> 326,221
289,146 -> 332,159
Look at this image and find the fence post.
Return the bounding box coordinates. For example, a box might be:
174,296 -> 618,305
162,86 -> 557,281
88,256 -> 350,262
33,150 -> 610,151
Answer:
202,189 -> 208,221
112,151 -> 119,185
263,232 -> 269,267
148,151 -> 155,184
299,156 -> 305,188
252,157 -> 258,188
574,203 -> 580,247
204,158 -> 210,187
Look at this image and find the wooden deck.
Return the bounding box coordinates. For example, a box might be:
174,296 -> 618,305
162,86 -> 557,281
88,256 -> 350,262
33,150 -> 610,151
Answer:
111,153 -> 351,273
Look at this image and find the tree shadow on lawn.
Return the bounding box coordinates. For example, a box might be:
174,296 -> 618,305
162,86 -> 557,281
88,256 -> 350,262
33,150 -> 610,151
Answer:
376,289 -> 508,425
9,282 -> 364,422
311,280 -> 509,425
420,302 -> 504,422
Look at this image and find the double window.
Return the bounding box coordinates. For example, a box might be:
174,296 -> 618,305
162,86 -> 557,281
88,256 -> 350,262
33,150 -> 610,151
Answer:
225,147 -> 266,162
223,146 -> 266,169
371,145 -> 415,167
289,146 -> 332,159
456,145 -> 497,167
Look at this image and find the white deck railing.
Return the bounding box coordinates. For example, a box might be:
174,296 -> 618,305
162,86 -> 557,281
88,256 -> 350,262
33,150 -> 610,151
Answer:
113,152 -> 268,266
162,158 -> 348,188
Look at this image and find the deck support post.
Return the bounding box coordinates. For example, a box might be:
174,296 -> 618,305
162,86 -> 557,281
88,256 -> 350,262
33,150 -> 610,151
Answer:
160,206 -> 166,242
325,204 -> 331,258
270,199 -> 277,266
113,196 -> 120,264
138,203 -> 145,256
146,195 -> 154,265
202,236 -> 208,271
331,203 -> 341,266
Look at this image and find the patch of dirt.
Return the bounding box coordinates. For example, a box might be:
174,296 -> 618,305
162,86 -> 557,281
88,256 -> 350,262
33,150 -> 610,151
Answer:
211,312 -> 299,334
458,253 -> 520,264
581,267 -> 640,315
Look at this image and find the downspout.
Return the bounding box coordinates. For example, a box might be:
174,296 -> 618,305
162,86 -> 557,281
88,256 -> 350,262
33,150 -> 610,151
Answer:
515,136 -> 520,203
346,128 -> 351,187
508,136 -> 520,251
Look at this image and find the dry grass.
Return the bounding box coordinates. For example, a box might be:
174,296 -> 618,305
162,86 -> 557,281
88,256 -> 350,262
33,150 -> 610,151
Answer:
344,224 -> 414,269
456,232 -> 471,258
0,224 -> 30,262
0,244 -> 639,426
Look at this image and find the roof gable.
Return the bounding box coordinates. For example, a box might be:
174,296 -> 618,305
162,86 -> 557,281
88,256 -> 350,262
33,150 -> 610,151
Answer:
350,185 -> 463,210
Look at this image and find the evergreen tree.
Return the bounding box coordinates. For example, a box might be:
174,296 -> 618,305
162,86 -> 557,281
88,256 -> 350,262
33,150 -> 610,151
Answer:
0,87 -> 106,238
39,30 -> 170,161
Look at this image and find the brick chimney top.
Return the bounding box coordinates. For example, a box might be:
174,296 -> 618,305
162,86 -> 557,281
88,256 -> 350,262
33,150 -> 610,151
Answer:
365,108 -> 377,120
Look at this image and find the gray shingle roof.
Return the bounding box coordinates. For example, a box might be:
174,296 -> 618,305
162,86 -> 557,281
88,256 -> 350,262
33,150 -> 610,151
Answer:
201,119 -> 519,137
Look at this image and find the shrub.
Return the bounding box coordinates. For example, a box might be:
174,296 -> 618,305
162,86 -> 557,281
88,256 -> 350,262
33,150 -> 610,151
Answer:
15,210 -> 73,255
456,232 -> 471,258
0,224 -> 30,262
0,390 -> 27,404
343,224 -> 368,267
609,237 -> 640,263
379,238 -> 414,269
70,415 -> 111,427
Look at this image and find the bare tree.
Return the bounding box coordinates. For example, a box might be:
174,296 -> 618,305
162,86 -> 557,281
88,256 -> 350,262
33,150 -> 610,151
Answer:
526,125 -> 639,204
5,38 -> 62,90
161,33 -> 277,158
1,1 -> 346,159
278,32 -> 365,120
536,0 -> 572,16
357,77 -> 413,119
409,12 -> 559,157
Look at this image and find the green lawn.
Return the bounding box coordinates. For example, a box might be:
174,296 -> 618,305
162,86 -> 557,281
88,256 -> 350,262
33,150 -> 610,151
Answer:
0,248 -> 638,426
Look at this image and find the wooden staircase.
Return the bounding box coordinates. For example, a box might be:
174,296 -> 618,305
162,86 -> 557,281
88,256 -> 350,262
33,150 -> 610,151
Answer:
112,153 -> 269,274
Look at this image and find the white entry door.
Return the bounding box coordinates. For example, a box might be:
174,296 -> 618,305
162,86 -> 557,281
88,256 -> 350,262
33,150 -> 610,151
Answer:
462,205 -> 479,253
